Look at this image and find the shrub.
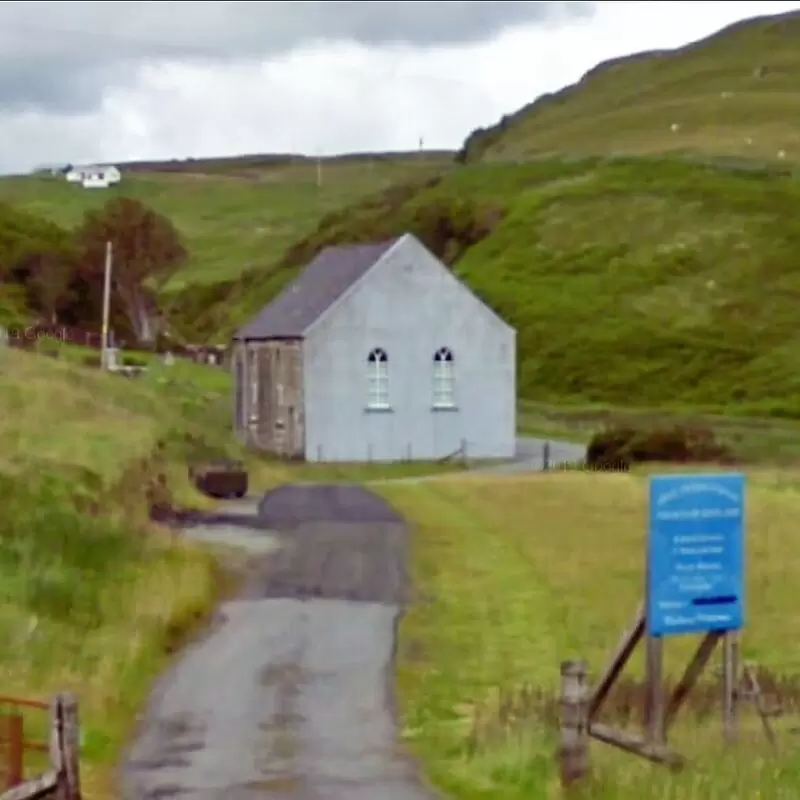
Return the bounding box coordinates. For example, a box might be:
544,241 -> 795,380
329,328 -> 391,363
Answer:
122,353 -> 148,368
586,423 -> 735,467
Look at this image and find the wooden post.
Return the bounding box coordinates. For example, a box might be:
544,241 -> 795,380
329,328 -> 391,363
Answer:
664,631 -> 722,733
589,605 -> 645,720
7,714 -> 23,788
722,632 -> 739,744
558,660 -> 589,788
49,694 -> 81,800
48,697 -> 62,780
645,636 -> 665,746
58,694 -> 80,800
543,441 -> 551,471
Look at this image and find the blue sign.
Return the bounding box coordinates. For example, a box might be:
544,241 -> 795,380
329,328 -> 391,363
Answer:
647,472 -> 745,637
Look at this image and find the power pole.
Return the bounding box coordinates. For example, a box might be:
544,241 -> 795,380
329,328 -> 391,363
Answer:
101,240 -> 112,369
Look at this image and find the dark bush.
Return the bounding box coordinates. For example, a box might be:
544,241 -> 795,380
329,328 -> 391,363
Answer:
586,423 -> 735,468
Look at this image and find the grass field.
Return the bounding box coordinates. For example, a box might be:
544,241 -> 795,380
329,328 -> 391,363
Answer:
461,10 -> 800,166
380,469 -> 800,798
1,154 -> 450,292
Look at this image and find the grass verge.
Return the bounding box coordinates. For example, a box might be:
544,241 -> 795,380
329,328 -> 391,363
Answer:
0,347 -> 241,798
379,470 -> 800,798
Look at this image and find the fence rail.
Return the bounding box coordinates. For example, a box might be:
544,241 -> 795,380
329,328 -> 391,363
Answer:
1,324 -> 226,366
0,694 -> 80,800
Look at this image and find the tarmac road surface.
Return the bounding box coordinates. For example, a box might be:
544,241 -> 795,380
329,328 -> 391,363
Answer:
122,485 -> 437,800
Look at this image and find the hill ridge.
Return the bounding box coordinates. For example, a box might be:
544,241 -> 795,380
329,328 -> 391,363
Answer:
458,8 -> 800,164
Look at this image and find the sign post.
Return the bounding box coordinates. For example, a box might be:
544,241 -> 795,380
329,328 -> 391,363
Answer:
582,471 -> 746,769
646,473 -> 744,744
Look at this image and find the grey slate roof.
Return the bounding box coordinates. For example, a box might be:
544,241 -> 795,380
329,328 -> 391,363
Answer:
234,238 -> 399,340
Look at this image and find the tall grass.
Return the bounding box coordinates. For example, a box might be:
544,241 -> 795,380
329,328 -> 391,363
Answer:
381,470 -> 800,798
0,348 -> 233,796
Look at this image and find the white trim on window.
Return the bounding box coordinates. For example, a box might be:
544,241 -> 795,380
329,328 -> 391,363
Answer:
433,347 -> 455,408
367,347 -> 390,409
248,349 -> 259,422
234,353 -> 245,430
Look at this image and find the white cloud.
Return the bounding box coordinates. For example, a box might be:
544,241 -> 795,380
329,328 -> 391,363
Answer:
1,1 -> 798,172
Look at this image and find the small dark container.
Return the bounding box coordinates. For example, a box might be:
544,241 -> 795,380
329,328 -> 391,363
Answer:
190,459 -> 248,499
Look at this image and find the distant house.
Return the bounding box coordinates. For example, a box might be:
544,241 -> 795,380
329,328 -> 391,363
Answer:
231,232 -> 516,463
65,165 -> 121,188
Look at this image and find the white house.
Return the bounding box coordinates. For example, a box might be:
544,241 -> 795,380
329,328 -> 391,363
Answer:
65,165 -> 121,188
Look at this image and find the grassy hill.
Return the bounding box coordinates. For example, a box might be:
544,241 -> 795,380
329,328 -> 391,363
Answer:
2,152 -> 450,292
459,9 -> 800,166
7,10 -> 800,415
184,153 -> 800,415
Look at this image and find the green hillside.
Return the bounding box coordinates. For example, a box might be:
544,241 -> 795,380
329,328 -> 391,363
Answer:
459,9 -> 800,165
6,10 -> 800,415
193,155 -> 800,415
2,153 -> 450,291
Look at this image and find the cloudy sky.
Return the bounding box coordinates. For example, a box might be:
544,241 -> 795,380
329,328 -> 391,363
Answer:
0,0 -> 798,173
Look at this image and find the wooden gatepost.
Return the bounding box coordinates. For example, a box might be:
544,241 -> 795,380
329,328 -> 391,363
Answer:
558,472 -> 748,786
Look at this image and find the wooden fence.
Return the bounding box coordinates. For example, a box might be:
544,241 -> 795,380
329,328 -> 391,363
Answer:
0,694 -> 80,800
2,324 -> 226,366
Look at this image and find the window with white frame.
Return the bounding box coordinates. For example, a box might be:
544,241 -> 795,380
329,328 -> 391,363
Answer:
367,348 -> 390,409
249,349 -> 259,421
433,347 -> 455,408
234,354 -> 244,430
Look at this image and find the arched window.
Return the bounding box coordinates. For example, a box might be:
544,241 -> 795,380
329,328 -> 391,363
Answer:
367,348 -> 389,409
248,348 -> 259,422
433,347 -> 455,408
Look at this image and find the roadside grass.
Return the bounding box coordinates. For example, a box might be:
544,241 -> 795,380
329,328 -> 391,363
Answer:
0,347 -> 242,798
464,10 -> 800,165
0,155 -> 450,292
380,470 -> 800,799
247,457 -> 469,489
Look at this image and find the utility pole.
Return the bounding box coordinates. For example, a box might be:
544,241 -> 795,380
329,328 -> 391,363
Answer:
101,240 -> 112,369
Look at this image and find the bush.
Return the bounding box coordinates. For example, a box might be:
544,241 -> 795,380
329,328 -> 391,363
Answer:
586,423 -> 735,468
122,353 -> 148,368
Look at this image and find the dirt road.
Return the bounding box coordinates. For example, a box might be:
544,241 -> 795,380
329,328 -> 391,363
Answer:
122,485 -> 436,800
